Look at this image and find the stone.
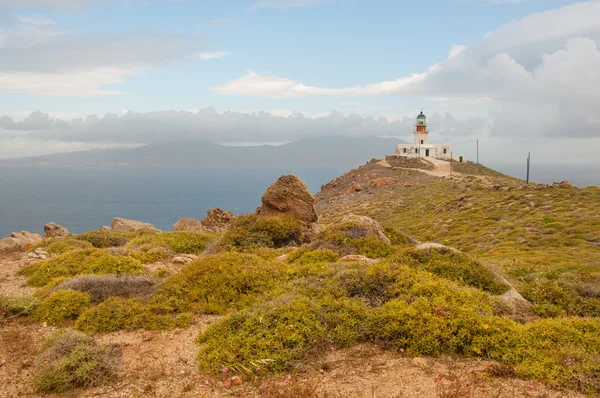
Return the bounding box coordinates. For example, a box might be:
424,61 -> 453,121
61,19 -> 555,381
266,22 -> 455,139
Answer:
337,254 -> 377,264
276,254 -> 289,262
371,177 -> 395,188
173,254 -> 198,265
44,222 -> 70,238
415,242 -> 461,253
259,175 -> 318,224
230,376 -> 242,385
0,231 -> 43,253
28,248 -> 49,260
111,217 -> 160,233
201,208 -> 233,233
340,214 -> 391,244
98,226 -> 112,232
551,181 -> 574,189
172,217 -> 207,232
350,181 -> 362,192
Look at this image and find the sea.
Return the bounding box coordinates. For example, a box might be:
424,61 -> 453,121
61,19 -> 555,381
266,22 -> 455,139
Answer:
0,163 -> 597,238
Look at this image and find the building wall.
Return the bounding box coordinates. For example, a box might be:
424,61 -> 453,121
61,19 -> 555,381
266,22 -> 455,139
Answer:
414,133 -> 429,145
395,143 -> 452,159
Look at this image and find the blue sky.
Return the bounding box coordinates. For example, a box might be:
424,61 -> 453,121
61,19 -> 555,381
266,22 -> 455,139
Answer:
1,0 -> 599,162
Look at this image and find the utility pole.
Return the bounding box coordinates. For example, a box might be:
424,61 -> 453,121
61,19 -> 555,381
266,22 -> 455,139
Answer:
526,152 -> 531,185
450,151 -> 453,176
476,139 -> 479,164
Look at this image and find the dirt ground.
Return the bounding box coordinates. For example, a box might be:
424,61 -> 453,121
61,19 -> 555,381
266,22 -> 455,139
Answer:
0,252 -> 587,398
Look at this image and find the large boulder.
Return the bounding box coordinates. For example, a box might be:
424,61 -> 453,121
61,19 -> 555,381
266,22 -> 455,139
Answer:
173,217 -> 207,232
258,175 -> 318,224
44,222 -> 70,238
111,217 -> 160,233
201,208 -> 233,233
340,214 -> 391,244
0,231 -> 43,253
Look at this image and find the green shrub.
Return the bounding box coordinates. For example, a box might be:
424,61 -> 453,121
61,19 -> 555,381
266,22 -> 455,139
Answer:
126,244 -> 173,263
221,214 -> 303,250
43,239 -> 93,254
320,224 -> 394,258
19,249 -> 144,287
393,248 -> 510,295
197,296 -> 325,373
75,297 -> 191,334
54,275 -> 159,303
127,231 -> 217,255
383,226 -> 411,246
34,290 -> 91,326
76,230 -> 150,248
154,252 -> 285,314
520,279 -> 600,317
34,330 -> 121,392
0,296 -> 39,318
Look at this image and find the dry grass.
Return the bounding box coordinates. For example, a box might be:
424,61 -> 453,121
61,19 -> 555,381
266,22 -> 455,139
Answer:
54,274 -> 160,303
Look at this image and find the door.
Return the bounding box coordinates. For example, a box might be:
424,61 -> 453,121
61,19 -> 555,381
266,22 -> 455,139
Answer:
459,156 -> 464,162
425,149 -> 430,157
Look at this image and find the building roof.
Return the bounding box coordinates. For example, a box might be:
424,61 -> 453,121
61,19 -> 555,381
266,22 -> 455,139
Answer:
417,111 -> 426,118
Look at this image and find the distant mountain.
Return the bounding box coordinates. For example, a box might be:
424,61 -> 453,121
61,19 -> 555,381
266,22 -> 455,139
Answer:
0,136 -> 406,168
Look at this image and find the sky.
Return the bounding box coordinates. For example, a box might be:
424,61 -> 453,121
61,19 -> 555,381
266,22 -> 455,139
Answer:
0,0 -> 599,165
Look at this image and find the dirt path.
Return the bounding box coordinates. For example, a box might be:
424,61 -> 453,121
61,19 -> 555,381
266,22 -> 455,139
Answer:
378,157 -> 453,178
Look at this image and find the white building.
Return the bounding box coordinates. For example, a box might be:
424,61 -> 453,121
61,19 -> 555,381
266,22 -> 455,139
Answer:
394,112 -> 453,160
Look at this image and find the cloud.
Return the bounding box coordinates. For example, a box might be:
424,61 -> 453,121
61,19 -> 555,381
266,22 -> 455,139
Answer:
0,109 -> 489,147
216,1 -> 600,138
12,14 -> 57,26
341,101 -> 361,108
198,51 -> 231,60
250,0 -> 333,10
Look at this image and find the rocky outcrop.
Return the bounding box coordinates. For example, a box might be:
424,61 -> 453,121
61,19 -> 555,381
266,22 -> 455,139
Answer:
340,214 -> 391,244
44,222 -> 70,238
28,248 -> 49,260
0,231 -> 43,253
415,242 -> 460,253
172,218 -> 207,232
522,180 -> 574,190
111,217 -> 160,233
258,175 -> 318,224
201,208 -> 233,233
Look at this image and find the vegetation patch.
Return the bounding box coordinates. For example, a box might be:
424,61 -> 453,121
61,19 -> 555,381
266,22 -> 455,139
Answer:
41,239 -> 93,254
127,231 -> 218,254
392,248 -> 510,295
19,248 -> 144,287
34,290 -> 91,326
125,244 -> 174,263
319,223 -> 395,258
221,214 -> 303,250
76,230 -> 151,248
287,248 -> 339,265
154,252 -> 285,314
0,296 -> 39,318
54,275 -> 159,303
34,330 -> 121,392
75,297 -> 191,333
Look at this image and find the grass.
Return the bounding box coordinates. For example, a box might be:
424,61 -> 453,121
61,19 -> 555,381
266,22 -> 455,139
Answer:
54,274 -> 160,303
40,238 -> 93,254
34,329 -> 121,392
127,231 -> 218,254
0,296 -> 39,320
19,248 -> 144,287
76,230 -> 151,248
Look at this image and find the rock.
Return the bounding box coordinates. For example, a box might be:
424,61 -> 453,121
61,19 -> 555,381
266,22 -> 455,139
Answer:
259,175 -> 318,224
337,254 -> 377,264
340,214 -> 391,244
28,248 -> 49,260
412,357 -> 428,368
371,177 -> 395,188
415,242 -> 461,253
98,226 -> 112,232
201,208 -> 233,232
0,231 -> 43,253
172,217 -> 207,232
276,254 -> 289,262
111,217 -> 160,233
173,254 -> 198,265
551,180 -> 574,188
230,376 -> 242,385
525,227 -> 540,233
44,222 -> 70,238
350,181 -> 362,192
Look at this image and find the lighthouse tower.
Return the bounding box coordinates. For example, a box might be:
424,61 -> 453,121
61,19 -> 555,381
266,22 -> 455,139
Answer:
414,111 -> 428,146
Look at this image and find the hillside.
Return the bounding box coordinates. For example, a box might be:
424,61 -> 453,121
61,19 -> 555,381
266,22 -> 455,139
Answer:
1,159 -> 599,398
0,136 -> 406,168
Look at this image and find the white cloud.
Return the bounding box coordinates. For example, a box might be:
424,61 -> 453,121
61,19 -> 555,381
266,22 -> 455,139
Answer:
0,0 -> 100,9
250,0 -> 333,10
341,101 -> 361,108
198,51 -> 232,60
12,14 -> 57,26
216,1 -> 600,139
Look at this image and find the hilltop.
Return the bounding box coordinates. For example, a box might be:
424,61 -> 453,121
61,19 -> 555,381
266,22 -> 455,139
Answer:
1,158 -> 599,397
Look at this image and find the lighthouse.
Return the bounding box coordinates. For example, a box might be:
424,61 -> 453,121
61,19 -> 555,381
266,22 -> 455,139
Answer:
393,111 -> 456,160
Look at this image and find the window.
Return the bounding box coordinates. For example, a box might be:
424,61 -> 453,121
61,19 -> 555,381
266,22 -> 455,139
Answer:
420,140 -> 424,144
443,148 -> 447,154
403,148 -> 407,153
